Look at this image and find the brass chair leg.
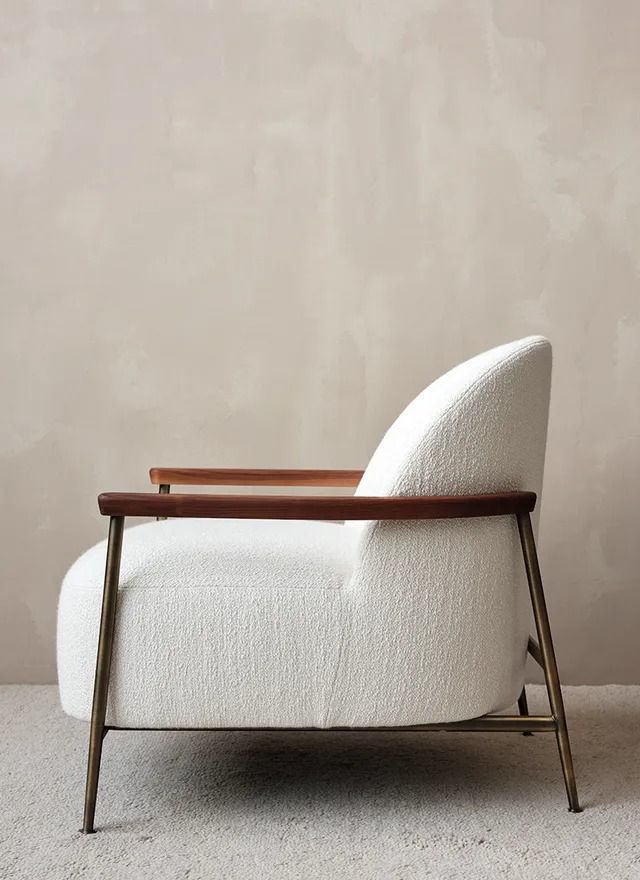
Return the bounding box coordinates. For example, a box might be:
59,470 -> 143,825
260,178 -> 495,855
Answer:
82,516 -> 125,834
517,686 -> 533,735
517,513 -> 582,813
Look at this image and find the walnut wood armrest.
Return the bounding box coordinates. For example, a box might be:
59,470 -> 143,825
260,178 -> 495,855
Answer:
98,491 -> 536,520
149,467 -> 364,487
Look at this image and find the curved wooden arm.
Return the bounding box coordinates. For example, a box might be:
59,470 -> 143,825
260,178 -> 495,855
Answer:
149,468 -> 364,487
98,491 -> 536,520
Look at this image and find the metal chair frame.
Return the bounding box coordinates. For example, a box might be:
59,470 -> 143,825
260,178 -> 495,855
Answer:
80,476 -> 581,833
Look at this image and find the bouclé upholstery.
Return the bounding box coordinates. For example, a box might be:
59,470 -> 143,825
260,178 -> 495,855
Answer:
57,336 -> 552,728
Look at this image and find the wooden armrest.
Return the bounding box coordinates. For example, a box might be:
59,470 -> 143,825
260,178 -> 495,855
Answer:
98,491 -> 536,519
149,467 -> 364,487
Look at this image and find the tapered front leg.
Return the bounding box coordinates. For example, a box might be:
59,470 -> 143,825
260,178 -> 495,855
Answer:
517,512 -> 582,813
82,516 -> 124,833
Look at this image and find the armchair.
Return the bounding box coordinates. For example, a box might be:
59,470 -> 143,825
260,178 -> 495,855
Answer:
57,336 -> 581,833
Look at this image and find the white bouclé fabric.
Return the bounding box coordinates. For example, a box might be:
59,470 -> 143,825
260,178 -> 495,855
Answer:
58,519 -> 357,728
57,336 -> 552,728
327,335 -> 552,725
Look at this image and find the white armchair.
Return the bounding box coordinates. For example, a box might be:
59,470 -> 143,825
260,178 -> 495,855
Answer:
57,335 -> 581,832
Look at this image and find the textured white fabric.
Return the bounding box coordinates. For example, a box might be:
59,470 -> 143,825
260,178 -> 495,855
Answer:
63,518 -> 356,593
58,519 -> 358,727
327,335 -> 552,725
57,336 -> 552,728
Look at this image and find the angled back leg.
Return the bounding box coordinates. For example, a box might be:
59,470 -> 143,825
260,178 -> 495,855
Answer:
517,512 -> 582,813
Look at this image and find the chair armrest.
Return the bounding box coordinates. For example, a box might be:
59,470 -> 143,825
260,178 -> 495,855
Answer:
98,491 -> 536,520
149,468 -> 364,487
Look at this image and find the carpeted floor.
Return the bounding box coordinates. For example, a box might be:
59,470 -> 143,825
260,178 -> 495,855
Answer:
1,686 -> 639,879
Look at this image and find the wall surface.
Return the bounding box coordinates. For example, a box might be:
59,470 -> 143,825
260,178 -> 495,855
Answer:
1,0 -> 640,684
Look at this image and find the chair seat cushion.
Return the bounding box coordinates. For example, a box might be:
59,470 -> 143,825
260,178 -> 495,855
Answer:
57,519 -> 359,728
63,518 -> 358,593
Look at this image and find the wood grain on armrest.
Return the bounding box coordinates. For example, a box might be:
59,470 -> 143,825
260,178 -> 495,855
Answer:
149,467 -> 364,487
99,491 -> 536,520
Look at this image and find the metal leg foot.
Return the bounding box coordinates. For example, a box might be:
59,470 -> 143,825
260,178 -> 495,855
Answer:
556,725 -> 582,812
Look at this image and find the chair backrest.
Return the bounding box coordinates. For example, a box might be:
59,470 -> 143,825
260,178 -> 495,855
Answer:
355,335 -> 552,505
326,337 -> 552,727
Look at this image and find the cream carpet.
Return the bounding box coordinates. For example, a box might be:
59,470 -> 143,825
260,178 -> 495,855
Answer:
1,685 -> 639,879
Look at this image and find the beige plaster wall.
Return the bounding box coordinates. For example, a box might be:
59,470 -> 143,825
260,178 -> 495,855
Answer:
1,1 -> 640,684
